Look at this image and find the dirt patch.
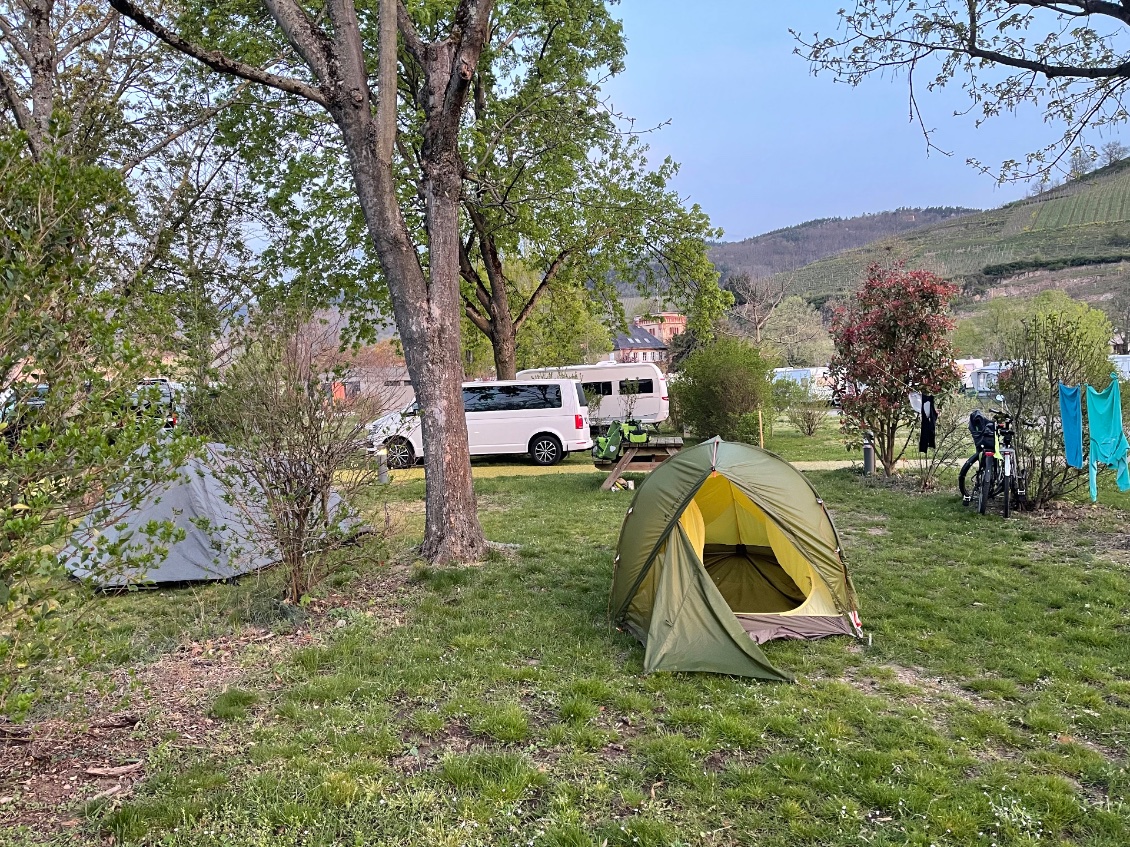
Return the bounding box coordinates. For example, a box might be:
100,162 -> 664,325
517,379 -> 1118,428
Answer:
0,713 -> 147,834
844,663 -> 999,714
0,561 -> 415,836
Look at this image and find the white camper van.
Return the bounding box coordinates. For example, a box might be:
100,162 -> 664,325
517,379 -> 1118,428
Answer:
516,362 -> 669,428
367,378 -> 592,468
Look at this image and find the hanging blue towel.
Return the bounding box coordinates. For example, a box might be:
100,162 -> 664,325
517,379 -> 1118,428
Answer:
1085,375 -> 1130,502
1058,383 -> 1084,469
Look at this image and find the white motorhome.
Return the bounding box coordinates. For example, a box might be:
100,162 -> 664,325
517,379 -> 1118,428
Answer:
772,367 -> 833,402
516,362 -> 669,428
367,378 -> 592,468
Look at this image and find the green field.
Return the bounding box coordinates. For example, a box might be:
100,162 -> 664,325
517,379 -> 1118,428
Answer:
5,450 -> 1130,846
774,160 -> 1130,301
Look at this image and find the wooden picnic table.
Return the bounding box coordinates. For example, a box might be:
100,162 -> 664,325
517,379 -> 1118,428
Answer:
594,435 -> 683,491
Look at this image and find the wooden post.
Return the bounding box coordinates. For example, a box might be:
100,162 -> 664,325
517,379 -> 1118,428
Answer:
758,410 -> 764,448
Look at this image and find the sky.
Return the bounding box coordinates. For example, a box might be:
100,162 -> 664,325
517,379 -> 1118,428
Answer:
600,2 -> 1067,242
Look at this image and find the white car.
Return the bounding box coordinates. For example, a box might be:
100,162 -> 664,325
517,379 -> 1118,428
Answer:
368,378 -> 593,468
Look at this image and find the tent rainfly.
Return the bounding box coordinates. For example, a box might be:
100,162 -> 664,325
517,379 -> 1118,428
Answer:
63,445 -> 355,588
610,437 -> 861,681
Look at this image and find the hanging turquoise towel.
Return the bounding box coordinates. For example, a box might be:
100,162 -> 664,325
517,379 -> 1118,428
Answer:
1058,383 -> 1084,469
1085,375 -> 1130,502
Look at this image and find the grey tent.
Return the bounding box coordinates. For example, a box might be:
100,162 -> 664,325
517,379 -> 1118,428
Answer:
63,445 -> 353,587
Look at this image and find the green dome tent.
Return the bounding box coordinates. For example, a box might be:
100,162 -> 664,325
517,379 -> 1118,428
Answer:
610,437 -> 861,681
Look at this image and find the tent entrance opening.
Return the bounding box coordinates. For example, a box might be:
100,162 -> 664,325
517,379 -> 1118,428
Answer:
703,543 -> 804,613
681,474 -> 814,615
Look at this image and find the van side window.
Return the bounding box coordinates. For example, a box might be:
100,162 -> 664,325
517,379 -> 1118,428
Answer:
582,381 -> 613,397
463,384 -> 562,412
618,378 -> 654,395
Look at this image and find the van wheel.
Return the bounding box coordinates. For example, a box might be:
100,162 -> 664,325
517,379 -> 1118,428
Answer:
529,434 -> 562,466
385,438 -> 415,469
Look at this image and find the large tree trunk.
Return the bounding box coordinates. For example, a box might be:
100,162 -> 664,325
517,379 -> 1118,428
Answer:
327,0 -> 486,564
334,127 -> 486,565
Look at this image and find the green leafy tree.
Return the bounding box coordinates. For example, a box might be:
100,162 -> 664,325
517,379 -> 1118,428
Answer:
451,1 -> 725,378
671,338 -> 773,442
797,3 -> 1130,179
830,263 -> 961,476
762,296 -> 834,366
1105,286 -> 1130,354
0,137 -> 192,711
112,0 -> 500,563
516,289 -> 613,371
950,298 -> 1028,361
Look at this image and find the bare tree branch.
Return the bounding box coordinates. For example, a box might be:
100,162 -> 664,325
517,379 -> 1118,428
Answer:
0,67 -> 41,159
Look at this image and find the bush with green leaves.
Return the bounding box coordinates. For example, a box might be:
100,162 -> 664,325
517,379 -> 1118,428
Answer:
669,338 -> 773,442
0,135 -> 191,713
1000,292 -> 1116,506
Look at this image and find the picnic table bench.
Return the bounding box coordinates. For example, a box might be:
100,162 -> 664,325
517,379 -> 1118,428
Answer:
593,435 -> 683,491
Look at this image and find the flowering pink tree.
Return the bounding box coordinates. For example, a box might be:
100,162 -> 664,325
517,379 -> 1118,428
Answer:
830,263 -> 960,476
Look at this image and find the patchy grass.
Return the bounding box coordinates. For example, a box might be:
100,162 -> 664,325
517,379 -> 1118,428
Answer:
764,413 -> 857,464
6,462 -> 1130,846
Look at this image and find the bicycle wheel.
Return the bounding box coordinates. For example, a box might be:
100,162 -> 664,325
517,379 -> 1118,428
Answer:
958,453 -> 978,504
978,459 -> 995,515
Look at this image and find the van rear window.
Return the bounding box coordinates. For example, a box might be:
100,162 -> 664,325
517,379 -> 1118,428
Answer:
463,384 -> 562,412
575,383 -> 587,407
618,378 -> 654,395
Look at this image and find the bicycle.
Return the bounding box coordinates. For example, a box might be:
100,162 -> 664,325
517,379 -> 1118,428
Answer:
959,404 -> 1034,517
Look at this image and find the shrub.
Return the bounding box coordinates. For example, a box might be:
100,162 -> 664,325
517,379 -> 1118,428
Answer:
670,338 -> 773,441
830,262 -> 961,476
1000,295 -> 1115,506
786,401 -> 829,437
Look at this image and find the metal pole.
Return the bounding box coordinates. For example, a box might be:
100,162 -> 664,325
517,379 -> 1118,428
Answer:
376,448 -> 389,484
862,431 -> 874,476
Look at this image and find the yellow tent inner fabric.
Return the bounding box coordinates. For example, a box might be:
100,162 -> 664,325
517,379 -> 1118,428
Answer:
681,475 -> 842,618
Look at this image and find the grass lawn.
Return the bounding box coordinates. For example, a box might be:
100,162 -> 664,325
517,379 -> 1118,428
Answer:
762,412 -> 857,464
4,460 -> 1129,846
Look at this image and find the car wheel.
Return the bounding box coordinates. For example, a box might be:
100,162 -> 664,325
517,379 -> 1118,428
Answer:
529,433 -> 562,466
385,438 -> 415,469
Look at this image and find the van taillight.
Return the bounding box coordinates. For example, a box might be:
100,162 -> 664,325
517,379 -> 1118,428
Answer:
575,415 -> 584,430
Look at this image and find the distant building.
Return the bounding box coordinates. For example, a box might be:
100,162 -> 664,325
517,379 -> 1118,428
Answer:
612,323 -> 667,366
635,312 -> 687,345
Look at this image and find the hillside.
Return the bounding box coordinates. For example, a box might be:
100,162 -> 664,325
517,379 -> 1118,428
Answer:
767,159 -> 1130,306
707,207 -> 980,280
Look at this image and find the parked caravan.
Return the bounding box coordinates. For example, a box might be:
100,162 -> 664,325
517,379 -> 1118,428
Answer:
772,367 -> 833,402
1111,354 -> 1130,380
516,362 -> 668,428
367,379 -> 592,468
954,358 -> 985,389
968,362 -> 1010,397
